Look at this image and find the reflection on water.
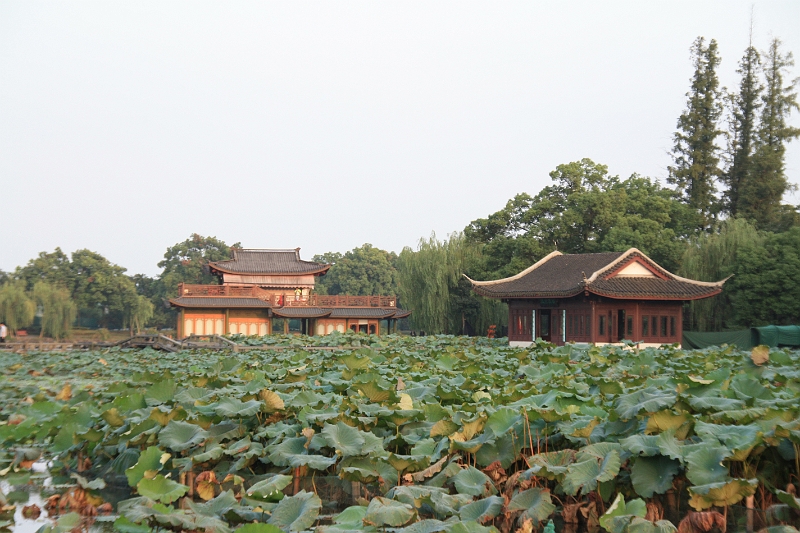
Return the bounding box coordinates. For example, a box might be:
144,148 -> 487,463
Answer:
4,462 -> 117,533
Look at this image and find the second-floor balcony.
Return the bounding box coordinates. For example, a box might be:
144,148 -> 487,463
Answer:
177,283 -> 397,308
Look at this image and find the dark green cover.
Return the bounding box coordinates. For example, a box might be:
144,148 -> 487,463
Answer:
682,330 -> 754,350
751,325 -> 800,348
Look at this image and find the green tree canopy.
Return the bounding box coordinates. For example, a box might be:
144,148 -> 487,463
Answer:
397,233 -> 505,335
668,37 -> 724,229
729,226 -> 800,326
0,282 -> 36,333
158,234 -> 241,297
679,217 -> 764,331
313,244 -> 398,296
743,38 -> 800,231
465,159 -> 695,276
33,281 -> 77,340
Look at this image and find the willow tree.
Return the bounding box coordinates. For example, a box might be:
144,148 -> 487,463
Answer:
679,218 -> 763,331
124,294 -> 155,335
0,282 -> 36,334
397,233 -> 506,335
33,282 -> 77,340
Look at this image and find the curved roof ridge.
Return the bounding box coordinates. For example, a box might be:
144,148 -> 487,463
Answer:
587,248 -> 726,287
467,250 -> 563,286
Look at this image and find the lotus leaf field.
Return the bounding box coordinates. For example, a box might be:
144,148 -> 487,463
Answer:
1,334 -> 800,533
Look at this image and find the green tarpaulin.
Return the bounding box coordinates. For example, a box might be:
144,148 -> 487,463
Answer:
682,329 -> 754,350
682,325 -> 800,350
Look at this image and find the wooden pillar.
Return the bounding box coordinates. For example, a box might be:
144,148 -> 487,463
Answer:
178,308 -> 185,339
284,319 -> 289,334
224,309 -> 230,335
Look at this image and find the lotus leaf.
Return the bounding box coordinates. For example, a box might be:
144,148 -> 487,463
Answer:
247,474 -> 293,497
363,496 -> 416,527
451,466 -> 496,497
322,422 -> 367,456
214,397 -> 263,418
507,488 -> 556,522
400,519 -> 449,533
684,445 -> 730,486
630,456 -> 681,498
126,446 -> 169,487
268,490 -> 322,532
158,420 -> 209,452
136,475 -> 189,504
562,449 -> 621,496
687,478 -> 758,510
235,524 -> 284,533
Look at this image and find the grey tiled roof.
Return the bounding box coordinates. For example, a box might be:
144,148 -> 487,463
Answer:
471,249 -> 724,301
209,249 -> 329,275
473,252 -> 623,298
170,297 -> 272,308
329,308 -> 399,319
272,308 -> 332,318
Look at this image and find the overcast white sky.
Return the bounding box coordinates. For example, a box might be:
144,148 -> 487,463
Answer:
1,1 -> 799,277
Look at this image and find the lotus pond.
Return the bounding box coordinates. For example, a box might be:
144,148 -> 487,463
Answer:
1,334 -> 800,533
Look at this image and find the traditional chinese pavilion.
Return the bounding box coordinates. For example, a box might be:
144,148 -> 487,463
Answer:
169,248 -> 410,338
468,248 -> 726,347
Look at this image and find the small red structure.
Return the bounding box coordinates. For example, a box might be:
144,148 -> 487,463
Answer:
467,248 -> 726,347
170,248 -> 410,338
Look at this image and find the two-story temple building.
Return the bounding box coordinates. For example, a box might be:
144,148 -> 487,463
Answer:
169,248 -> 410,338
468,248 -> 726,347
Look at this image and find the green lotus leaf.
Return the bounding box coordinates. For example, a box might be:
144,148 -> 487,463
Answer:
776,490 -> 800,510
333,505 -> 368,526
625,517 -> 678,533
599,493 -> 647,532
158,420 -> 208,452
459,496 -> 504,523
451,466 -> 496,497
356,381 -> 392,403
644,411 -> 692,436
322,422 -> 366,456
562,450 -> 621,496
430,420 -> 459,437
189,489 -> 240,517
192,445 -> 225,463
235,524 -> 284,533
684,445 -> 730,486
399,519 -> 449,533
214,397 -> 263,418
615,387 -> 676,419
655,430 -> 685,464
268,437 -> 337,470
39,512 -> 82,533
268,490 -> 322,532
363,496 -> 415,527
630,456 -> 681,498
71,472 -> 106,490
486,408 -> 522,437
126,446 -> 168,487
621,434 -> 661,456
137,474 -> 189,504
693,421 -> 761,460
507,488 -> 556,522
247,474 -> 293,497
687,478 -> 757,511
686,395 -> 745,411
528,450 -> 576,481
445,521 -> 498,533
102,408 -> 126,427
113,515 -> 151,533
339,352 -> 372,371
475,433 -> 519,469
146,379 -> 177,405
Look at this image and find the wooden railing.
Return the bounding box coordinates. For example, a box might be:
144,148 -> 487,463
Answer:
177,283 -> 397,308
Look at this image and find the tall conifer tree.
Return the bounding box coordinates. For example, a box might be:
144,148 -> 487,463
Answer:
742,38 -> 800,230
723,41 -> 762,217
668,37 -> 724,230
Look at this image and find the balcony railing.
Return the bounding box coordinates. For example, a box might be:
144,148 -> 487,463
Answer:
177,283 -> 397,308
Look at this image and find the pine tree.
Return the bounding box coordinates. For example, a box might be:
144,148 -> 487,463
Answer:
668,37 -> 724,230
742,38 -> 800,230
723,42 -> 762,217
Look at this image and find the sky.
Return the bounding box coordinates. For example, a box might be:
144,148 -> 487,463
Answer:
1,1 -> 799,277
